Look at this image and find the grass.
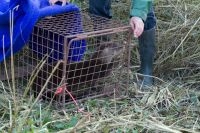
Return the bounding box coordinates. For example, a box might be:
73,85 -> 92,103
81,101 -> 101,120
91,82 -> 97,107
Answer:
1,0 -> 200,132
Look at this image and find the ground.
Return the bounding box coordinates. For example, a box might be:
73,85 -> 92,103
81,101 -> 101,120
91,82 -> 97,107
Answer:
0,0 -> 200,132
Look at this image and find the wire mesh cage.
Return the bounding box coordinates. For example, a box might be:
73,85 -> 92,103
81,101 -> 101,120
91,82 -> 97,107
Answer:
8,10 -> 131,107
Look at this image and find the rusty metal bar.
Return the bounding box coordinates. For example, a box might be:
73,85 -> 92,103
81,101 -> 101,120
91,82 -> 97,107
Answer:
12,10 -> 132,108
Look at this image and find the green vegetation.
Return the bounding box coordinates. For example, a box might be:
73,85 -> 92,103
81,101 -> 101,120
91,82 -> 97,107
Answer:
0,0 -> 200,132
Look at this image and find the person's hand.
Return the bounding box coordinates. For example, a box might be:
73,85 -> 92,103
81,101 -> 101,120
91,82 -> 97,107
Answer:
49,0 -> 69,6
130,17 -> 144,38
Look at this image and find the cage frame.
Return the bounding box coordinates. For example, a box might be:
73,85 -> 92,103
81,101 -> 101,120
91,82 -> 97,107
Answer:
0,10 -> 133,109
60,25 -> 132,107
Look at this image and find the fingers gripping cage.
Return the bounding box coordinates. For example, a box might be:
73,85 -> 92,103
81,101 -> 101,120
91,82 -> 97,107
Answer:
15,10 -> 132,107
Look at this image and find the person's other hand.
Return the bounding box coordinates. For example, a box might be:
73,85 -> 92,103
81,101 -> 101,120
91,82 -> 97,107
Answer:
49,0 -> 69,6
130,17 -> 144,38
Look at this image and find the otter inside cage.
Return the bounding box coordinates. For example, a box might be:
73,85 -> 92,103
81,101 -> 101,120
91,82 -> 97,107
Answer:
17,10 -> 131,106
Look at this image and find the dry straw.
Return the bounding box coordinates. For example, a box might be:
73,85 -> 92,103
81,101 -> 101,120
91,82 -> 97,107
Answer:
0,0 -> 200,132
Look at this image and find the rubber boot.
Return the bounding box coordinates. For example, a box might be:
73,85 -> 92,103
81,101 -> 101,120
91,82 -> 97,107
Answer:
89,0 -> 112,19
89,0 -> 112,45
138,27 -> 156,87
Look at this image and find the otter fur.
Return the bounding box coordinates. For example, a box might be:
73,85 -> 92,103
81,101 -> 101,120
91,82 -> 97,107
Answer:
32,42 -> 124,101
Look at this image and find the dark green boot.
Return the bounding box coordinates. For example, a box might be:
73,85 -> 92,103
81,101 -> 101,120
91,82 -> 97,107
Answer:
89,0 -> 112,19
89,0 -> 112,45
138,28 -> 156,87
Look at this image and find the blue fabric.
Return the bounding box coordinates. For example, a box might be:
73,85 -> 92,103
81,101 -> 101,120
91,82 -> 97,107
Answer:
0,0 -> 86,63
